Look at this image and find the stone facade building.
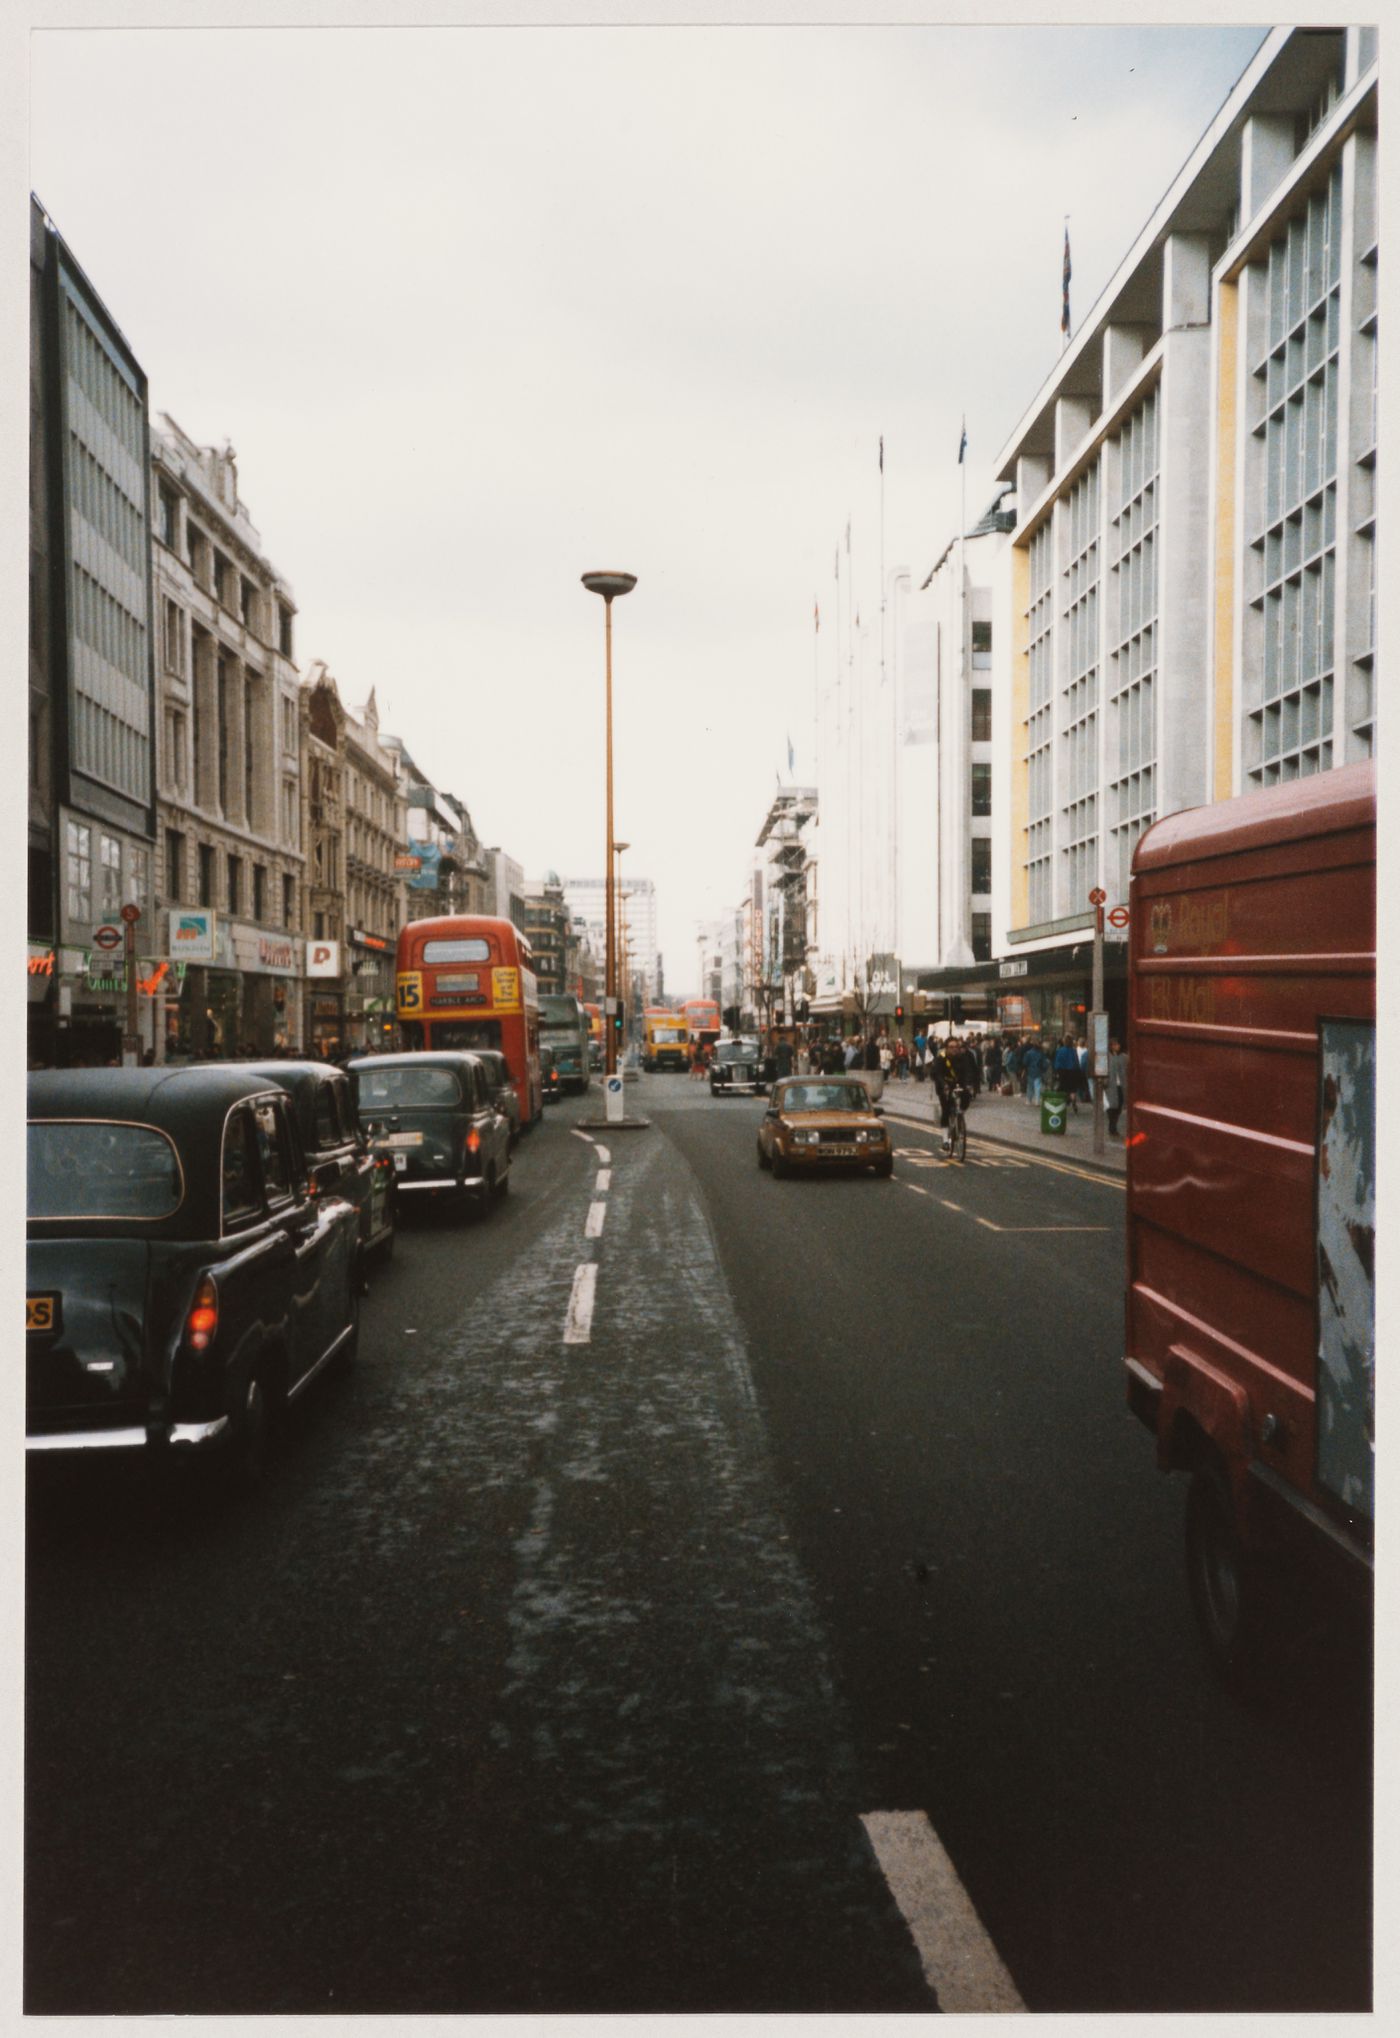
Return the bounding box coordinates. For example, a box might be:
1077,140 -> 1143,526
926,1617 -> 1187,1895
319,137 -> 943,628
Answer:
150,417 -> 303,1057
342,690 -> 406,1051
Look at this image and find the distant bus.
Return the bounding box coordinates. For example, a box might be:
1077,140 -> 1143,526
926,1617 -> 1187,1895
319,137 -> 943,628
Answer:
538,993 -> 591,1095
642,1007 -> 689,1072
681,998 -> 721,1060
395,915 -> 542,1124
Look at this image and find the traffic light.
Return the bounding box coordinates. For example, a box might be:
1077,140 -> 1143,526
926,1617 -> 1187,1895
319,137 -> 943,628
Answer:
613,1006 -> 625,1037
950,995 -> 964,1023
894,1003 -> 905,1024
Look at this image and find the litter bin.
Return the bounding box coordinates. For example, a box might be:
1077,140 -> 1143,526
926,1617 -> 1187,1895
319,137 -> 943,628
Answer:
1040,1090 -> 1068,1136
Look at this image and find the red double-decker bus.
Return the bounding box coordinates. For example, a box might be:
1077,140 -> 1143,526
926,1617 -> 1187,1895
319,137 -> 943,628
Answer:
395,915 -> 542,1125
681,998 -> 721,1060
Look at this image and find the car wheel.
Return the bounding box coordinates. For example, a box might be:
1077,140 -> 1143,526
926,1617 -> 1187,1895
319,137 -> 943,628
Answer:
875,1156 -> 894,1178
1185,1463 -> 1268,1686
497,1161 -> 511,1199
770,1153 -> 788,1180
479,1166 -> 496,1217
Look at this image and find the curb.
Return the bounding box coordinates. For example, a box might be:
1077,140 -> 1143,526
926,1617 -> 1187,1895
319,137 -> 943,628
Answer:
880,1103 -> 1126,1182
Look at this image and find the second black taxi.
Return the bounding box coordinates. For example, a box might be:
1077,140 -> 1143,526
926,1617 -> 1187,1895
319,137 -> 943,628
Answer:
350,1051 -> 512,1212
756,1074 -> 894,1178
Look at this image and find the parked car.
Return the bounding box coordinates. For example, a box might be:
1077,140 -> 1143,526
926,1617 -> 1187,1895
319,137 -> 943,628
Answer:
709,1036 -> 767,1096
243,1058 -> 396,1280
26,1066 -> 360,1487
350,1051 -> 511,1213
756,1075 -> 894,1178
472,1047 -> 523,1147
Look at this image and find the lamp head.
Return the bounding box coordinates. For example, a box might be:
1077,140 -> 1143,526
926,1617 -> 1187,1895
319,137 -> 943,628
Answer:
582,572 -> 637,602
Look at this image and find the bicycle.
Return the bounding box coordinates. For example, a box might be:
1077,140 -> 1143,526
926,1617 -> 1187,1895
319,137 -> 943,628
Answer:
941,1082 -> 970,1164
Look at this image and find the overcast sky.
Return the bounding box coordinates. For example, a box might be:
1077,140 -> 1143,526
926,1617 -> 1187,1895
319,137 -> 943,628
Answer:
27,15 -> 1270,986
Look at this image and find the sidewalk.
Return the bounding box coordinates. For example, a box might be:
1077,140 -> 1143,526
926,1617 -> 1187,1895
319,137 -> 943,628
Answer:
876,1076 -> 1127,1175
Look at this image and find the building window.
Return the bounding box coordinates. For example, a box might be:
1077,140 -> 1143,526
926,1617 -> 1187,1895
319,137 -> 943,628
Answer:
278,604 -> 294,658
166,829 -> 184,902
1026,521 -> 1056,924
282,696 -> 298,755
99,833 -> 122,917
214,551 -> 236,611
227,854 -> 242,916
1061,464 -> 1101,911
66,820 -> 92,923
199,842 -> 215,907
162,597 -> 184,676
1245,160 -> 1343,788
186,522 -> 207,584
971,619 -> 992,666
130,845 -> 149,913
158,484 -> 178,550
240,577 -> 256,629
282,777 -> 299,846
252,863 -> 266,923
971,912 -> 992,963
283,872 -> 296,927
1108,389 -> 1159,899
971,836 -> 991,895
972,688 -> 992,742
971,762 -> 992,817
313,910 -> 325,941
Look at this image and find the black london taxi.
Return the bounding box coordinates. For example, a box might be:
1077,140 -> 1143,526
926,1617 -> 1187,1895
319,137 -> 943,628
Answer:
244,1058 -> 397,1276
472,1047 -> 523,1147
756,1074 -> 894,1178
709,1035 -> 768,1096
350,1051 -> 512,1212
26,1066 -> 360,1486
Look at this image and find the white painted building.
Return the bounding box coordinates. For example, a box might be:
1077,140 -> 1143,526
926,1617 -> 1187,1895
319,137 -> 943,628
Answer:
991,24 -> 1377,1037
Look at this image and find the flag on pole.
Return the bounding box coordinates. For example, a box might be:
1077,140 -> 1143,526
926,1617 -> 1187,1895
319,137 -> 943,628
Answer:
1061,222 -> 1072,339
787,734 -> 795,773
878,434 -> 884,473
814,599 -> 820,632
958,418 -> 967,464
845,518 -> 851,554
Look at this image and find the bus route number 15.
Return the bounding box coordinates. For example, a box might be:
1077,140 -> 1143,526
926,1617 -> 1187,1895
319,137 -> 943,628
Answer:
397,972 -> 423,1014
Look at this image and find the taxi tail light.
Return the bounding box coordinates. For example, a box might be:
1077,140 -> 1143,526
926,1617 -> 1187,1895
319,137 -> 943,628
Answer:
184,1274 -> 219,1353
465,1128 -> 481,1154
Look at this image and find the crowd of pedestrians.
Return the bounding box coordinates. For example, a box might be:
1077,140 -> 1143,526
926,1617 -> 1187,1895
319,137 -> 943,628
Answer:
786,1022 -> 1130,1139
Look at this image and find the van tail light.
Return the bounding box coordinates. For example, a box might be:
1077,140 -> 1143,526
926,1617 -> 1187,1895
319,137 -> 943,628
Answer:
184,1274 -> 219,1353
465,1128 -> 481,1155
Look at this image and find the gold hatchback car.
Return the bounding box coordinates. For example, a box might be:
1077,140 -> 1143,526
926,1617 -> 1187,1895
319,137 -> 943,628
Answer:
756,1075 -> 894,1179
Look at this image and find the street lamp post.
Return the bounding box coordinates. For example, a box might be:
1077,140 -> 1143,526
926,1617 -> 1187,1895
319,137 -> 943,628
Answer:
581,572 -> 637,1080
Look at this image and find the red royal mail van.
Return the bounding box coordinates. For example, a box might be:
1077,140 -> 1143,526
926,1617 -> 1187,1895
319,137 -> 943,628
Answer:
1124,760 -> 1375,1680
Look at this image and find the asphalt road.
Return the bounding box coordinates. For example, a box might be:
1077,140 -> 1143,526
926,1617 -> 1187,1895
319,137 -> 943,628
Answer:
25,1074 -> 1371,2015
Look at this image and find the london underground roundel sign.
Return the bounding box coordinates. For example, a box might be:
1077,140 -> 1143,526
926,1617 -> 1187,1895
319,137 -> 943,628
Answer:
1108,905 -> 1131,929
92,925 -> 123,951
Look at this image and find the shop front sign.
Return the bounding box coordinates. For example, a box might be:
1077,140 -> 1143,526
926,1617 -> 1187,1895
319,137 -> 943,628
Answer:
306,939 -> 341,979
170,908 -> 217,964
229,923 -> 298,975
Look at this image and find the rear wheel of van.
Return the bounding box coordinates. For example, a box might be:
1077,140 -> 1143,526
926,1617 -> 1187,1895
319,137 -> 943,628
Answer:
1185,1464 -> 1266,1686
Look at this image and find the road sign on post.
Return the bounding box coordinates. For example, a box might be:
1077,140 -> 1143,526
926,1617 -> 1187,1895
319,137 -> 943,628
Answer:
605,1072 -> 624,1125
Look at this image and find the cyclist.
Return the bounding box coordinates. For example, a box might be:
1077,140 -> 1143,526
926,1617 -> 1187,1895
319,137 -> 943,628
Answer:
932,1038 -> 969,1155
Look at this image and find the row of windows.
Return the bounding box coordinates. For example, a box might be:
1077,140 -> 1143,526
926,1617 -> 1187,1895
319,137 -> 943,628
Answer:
64,299 -> 143,465
71,562 -> 146,683
70,435 -> 146,577
1259,163 -> 1343,379
160,491 -> 295,657
64,819 -> 149,927
72,694 -> 150,807
164,827 -> 297,927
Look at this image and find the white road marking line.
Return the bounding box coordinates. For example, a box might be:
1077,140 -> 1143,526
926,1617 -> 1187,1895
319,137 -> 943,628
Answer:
979,1223 -> 1111,1234
594,1145 -> 611,1165
571,1129 -> 595,1144
860,1810 -> 1026,2015
939,1199 -> 963,1212
562,1263 -> 597,1344
903,1182 -> 929,1196
595,1168 -> 612,1193
585,1200 -> 607,1238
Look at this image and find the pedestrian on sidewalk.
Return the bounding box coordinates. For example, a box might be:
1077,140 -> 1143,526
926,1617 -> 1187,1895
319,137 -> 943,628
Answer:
1053,1035 -> 1082,1112
913,1027 -> 928,1080
1003,1039 -> 1021,1095
1106,1038 -> 1127,1136
894,1035 -> 909,1081
1022,1037 -> 1046,1106
1077,1034 -> 1093,1103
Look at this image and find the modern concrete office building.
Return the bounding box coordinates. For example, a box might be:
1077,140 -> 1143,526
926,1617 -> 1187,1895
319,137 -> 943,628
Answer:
993,24 -> 1377,1036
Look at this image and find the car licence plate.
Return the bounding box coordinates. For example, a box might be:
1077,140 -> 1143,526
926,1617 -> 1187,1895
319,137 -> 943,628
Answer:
26,1293 -> 59,1334
822,1144 -> 856,1157
385,1131 -> 422,1147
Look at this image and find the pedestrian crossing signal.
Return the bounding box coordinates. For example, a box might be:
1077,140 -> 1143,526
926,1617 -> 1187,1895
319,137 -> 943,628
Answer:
894,1003 -> 905,1023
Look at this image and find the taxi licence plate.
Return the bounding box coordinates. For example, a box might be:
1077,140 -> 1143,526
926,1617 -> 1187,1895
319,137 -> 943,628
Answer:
27,1294 -> 59,1334
385,1132 -> 422,1148
392,1153 -> 408,1173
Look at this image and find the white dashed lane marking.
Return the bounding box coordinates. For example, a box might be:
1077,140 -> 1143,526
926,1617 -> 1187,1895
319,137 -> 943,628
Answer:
861,1810 -> 1026,2014
585,1201 -> 607,1239
594,1145 -> 611,1165
562,1263 -> 597,1344
595,1169 -> 612,1193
